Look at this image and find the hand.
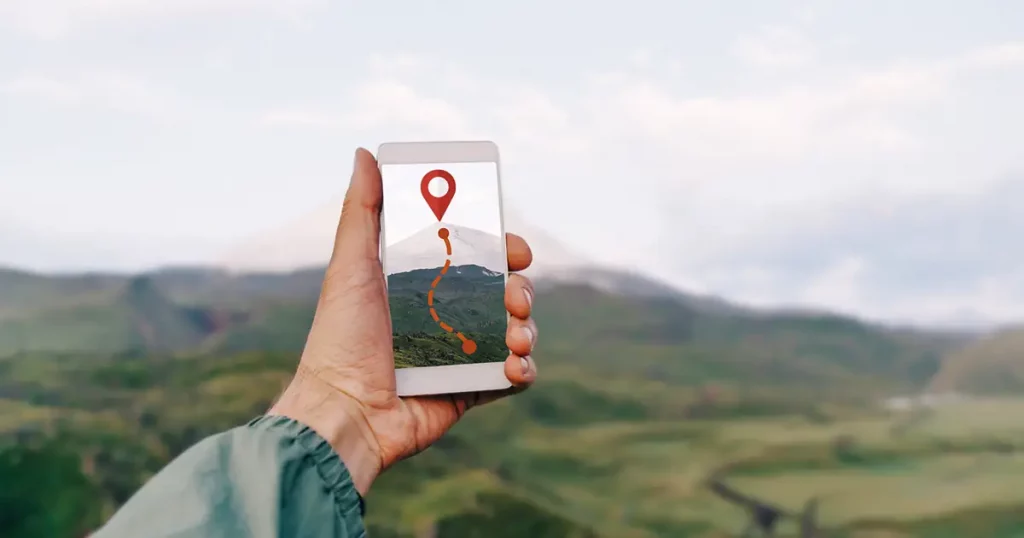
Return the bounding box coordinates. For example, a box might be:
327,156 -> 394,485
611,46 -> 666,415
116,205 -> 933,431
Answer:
269,148 -> 538,494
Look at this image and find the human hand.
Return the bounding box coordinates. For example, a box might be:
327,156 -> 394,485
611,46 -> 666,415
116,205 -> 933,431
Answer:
269,148 -> 537,494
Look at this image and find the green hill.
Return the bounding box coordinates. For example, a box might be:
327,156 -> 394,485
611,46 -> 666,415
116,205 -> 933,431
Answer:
0,275 -> 213,356
532,284 -> 957,400
388,264 -> 507,336
0,264 -> 1018,538
0,266 -> 968,398
929,326 -> 1024,394
0,267 -> 123,319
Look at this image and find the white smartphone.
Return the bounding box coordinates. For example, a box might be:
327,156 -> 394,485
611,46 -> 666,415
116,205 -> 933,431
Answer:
377,141 -> 512,397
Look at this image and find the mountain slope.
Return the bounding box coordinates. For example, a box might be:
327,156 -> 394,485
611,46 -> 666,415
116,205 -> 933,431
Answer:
215,199 -> 590,274
0,260 -> 972,397
0,276 -> 209,355
388,264 -> 506,335
385,223 -> 505,275
0,268 -> 122,319
928,326 -> 1024,394
533,283 -> 955,398
387,264 -> 507,368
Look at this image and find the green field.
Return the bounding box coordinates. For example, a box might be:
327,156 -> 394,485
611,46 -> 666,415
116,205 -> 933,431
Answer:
4,348 -> 1024,537
367,395 -> 1024,537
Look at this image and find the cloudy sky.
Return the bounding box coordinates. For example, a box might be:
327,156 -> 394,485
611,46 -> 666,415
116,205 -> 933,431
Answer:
1,0 -> 1022,328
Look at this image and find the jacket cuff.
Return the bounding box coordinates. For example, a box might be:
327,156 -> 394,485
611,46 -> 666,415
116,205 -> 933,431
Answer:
247,415 -> 367,518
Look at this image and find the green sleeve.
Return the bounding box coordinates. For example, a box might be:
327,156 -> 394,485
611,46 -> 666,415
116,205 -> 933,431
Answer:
92,415 -> 367,538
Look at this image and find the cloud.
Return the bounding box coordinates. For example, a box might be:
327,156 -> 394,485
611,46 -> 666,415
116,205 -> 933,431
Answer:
798,256 -> 869,309
687,178 -> 1024,327
258,108 -> 339,129
249,42 -> 1024,325
0,0 -> 324,38
308,40 -> 1024,170
343,80 -> 472,136
256,54 -> 590,158
731,25 -> 817,69
2,71 -> 186,121
588,42 -> 1024,165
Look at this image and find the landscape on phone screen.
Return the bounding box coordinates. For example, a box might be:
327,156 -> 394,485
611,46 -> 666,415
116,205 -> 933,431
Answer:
381,162 -> 507,369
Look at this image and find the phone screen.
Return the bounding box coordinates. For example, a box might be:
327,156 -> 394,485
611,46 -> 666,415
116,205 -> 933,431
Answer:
380,162 -> 508,369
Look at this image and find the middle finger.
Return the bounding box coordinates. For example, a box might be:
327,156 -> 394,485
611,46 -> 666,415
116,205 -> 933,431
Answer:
505,273 -> 534,320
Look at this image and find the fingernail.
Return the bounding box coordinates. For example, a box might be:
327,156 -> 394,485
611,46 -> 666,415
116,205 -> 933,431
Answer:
521,326 -> 535,345
520,356 -> 531,375
524,288 -> 533,307
353,149 -> 361,169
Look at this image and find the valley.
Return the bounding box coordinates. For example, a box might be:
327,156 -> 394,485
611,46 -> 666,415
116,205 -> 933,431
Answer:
0,262 -> 1021,537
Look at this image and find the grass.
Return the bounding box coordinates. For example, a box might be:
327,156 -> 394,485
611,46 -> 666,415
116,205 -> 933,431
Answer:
371,393 -> 1024,537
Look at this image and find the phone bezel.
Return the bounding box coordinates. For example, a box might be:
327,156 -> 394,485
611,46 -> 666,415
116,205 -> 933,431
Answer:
377,140 -> 512,397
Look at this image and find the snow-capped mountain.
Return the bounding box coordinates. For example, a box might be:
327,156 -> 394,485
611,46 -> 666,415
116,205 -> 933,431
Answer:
385,223 -> 505,275
212,196 -> 719,306
213,197 -> 712,304
217,197 -> 592,275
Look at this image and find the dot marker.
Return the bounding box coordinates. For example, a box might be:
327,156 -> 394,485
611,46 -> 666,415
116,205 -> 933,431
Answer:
420,169 -> 456,221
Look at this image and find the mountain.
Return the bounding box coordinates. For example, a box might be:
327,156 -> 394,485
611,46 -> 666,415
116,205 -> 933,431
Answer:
387,264 -> 506,334
0,267 -> 124,319
0,259 -> 999,538
0,258 -> 973,396
0,202 -> 979,394
387,264 -> 507,368
928,325 -> 1024,394
385,223 -> 506,275
531,282 -> 965,400
0,275 -> 209,355
534,266 -> 745,316
145,266 -> 324,307
217,198 -> 591,274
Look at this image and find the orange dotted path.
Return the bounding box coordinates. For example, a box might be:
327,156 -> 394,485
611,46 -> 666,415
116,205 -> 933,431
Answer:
428,227 -> 477,355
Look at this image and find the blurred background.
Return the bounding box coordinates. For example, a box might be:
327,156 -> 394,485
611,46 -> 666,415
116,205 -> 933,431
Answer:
1,1 -> 1023,536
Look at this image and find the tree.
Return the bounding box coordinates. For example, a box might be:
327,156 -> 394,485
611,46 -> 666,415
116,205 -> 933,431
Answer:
0,441 -> 103,538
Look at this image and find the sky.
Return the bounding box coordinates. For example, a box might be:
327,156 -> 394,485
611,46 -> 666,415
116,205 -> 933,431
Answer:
381,163 -> 502,246
1,0 -> 1023,328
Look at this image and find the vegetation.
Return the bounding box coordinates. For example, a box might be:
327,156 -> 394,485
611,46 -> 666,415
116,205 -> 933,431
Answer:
388,265 -> 507,333
0,438 -> 103,538
387,264 -> 508,366
929,326 -> 1024,394
3,264 -> 1023,537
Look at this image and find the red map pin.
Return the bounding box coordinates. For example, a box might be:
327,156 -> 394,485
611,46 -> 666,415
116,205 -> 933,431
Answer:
420,169 -> 456,221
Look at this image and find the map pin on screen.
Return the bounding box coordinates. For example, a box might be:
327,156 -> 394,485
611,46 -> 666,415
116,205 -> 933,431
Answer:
420,169 -> 456,221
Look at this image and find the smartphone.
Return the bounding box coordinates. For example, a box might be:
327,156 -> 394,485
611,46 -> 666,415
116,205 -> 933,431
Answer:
377,141 -> 512,396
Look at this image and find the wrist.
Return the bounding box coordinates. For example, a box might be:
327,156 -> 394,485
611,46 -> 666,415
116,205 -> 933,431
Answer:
269,368 -> 383,495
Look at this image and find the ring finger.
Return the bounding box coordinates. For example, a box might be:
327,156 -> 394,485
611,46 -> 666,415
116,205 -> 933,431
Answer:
506,316 -> 537,357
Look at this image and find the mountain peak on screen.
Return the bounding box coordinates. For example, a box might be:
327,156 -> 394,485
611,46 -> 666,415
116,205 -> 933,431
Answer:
217,197 -> 592,275
384,222 -> 504,275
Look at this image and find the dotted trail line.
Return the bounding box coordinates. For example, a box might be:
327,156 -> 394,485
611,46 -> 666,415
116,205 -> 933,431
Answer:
428,227 -> 477,355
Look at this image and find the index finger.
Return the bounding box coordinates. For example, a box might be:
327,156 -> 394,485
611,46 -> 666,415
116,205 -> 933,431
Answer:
506,233 -> 532,272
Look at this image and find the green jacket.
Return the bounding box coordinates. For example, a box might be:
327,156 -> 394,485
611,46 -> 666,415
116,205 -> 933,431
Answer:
93,415 -> 367,538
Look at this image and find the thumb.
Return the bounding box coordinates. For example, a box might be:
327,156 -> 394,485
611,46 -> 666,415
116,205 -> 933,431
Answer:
330,148 -> 383,267
309,147 -> 389,347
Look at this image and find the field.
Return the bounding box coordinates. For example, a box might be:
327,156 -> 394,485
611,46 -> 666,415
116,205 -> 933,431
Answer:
5,349 -> 1024,537
363,387 -> 1024,538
